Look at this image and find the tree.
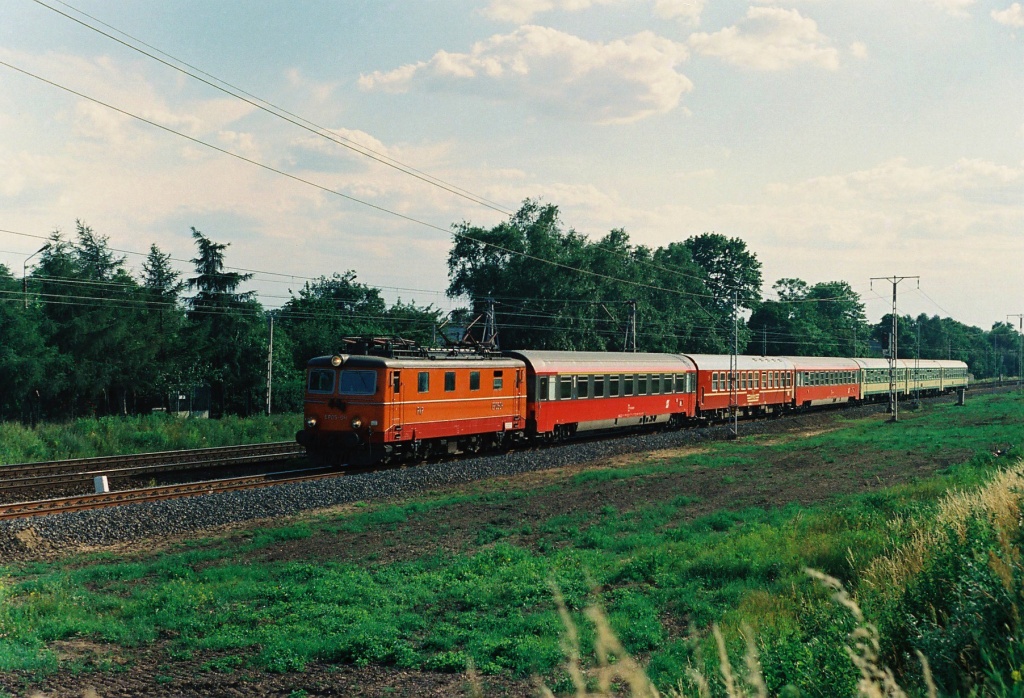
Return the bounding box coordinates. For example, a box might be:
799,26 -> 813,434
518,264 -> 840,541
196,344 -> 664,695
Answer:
32,221 -> 150,416
0,265 -> 53,421
185,227 -> 265,415
682,233 -> 763,313
136,244 -> 188,409
748,278 -> 869,356
447,200 -> 722,352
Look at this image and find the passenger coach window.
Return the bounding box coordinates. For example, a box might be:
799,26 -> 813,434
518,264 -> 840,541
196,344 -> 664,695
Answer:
578,377 -> 590,398
594,376 -> 605,397
339,370 -> 377,395
418,371 -> 429,393
470,371 -> 480,390
624,375 -> 635,396
638,376 -> 648,395
308,369 -> 335,394
559,376 -> 573,399
538,376 -> 549,400
609,376 -> 620,396
445,371 -> 456,392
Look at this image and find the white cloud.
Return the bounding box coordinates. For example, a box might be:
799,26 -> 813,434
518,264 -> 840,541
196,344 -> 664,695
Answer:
482,0 -> 704,24
916,0 -> 976,17
359,26 -> 692,124
653,0 -> 705,25
688,7 -> 839,71
992,3 -> 1024,26
850,41 -> 868,59
481,0 -> 614,23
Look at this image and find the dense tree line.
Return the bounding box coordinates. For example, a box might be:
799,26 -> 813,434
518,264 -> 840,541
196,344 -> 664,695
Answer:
0,203 -> 1016,422
0,221 -> 440,422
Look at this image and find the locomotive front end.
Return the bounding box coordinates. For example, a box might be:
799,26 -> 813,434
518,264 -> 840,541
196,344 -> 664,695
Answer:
297,354 -> 385,465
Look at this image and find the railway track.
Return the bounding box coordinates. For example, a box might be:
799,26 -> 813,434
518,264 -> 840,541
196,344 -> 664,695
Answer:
0,466 -> 341,521
0,442 -> 311,509
0,442 -> 305,481
1,387 -> 1005,523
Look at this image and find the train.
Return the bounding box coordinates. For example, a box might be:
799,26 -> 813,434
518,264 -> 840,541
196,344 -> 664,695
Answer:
295,338 -> 969,465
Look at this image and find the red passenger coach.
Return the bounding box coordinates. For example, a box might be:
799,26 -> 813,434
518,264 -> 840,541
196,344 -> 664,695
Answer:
787,357 -> 861,407
506,351 -> 697,440
686,355 -> 795,419
298,347 -> 526,465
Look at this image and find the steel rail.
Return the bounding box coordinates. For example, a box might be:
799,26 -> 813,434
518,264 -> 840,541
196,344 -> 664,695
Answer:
0,442 -> 305,480
0,453 -> 308,491
0,466 -> 341,520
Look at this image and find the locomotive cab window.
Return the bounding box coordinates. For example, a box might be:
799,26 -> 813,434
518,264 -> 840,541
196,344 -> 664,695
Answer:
308,369 -> 335,394
392,372 -> 400,393
339,370 -> 377,396
493,371 -> 504,391
444,371 -> 456,392
417,371 -> 430,393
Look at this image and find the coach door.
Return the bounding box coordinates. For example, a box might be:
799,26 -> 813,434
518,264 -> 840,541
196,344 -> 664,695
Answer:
390,370 -> 404,440
514,368 -> 525,419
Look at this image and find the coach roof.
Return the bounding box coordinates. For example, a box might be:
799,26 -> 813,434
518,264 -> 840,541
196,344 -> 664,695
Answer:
505,351 -> 696,374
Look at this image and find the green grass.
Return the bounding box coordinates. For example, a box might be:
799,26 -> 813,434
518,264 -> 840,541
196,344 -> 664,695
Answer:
0,412 -> 301,465
2,393 -> 1024,695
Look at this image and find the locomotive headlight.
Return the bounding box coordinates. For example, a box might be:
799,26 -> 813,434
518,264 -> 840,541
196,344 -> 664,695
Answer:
331,355 -> 343,367
350,416 -> 363,430
305,417 -> 317,428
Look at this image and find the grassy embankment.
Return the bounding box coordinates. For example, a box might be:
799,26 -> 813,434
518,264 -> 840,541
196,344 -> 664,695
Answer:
2,393 -> 1024,695
0,413 -> 301,465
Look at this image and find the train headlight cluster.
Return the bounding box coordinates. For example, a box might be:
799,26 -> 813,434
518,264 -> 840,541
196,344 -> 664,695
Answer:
331,355 -> 343,367
350,416 -> 363,429
305,417 -> 317,428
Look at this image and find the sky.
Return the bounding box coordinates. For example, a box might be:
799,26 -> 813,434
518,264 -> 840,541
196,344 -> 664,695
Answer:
1,0 -> 1022,332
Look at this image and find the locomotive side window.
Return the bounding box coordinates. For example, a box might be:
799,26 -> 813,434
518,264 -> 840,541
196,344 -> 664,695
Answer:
339,370 -> 377,395
308,369 -> 335,394
594,375 -> 605,397
493,371 -> 504,390
392,372 -> 401,393
418,371 -> 430,393
445,371 -> 456,392
470,371 -> 480,391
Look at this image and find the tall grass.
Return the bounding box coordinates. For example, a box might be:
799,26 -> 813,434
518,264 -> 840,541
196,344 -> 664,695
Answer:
859,458 -> 1024,694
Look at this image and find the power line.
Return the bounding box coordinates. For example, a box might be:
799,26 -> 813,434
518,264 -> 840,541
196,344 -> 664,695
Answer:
1,58 -> 739,310
32,0 -> 515,218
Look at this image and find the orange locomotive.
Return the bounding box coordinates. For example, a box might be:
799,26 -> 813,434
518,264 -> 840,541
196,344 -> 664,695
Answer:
296,340 -> 526,465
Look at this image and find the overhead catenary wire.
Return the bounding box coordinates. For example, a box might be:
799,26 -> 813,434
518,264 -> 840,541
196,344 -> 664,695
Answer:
18,0 -> 776,307
2,59 -> 745,316
31,0 -> 515,218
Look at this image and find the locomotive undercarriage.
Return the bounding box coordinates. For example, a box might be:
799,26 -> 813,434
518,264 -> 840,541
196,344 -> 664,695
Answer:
303,430 -> 527,467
